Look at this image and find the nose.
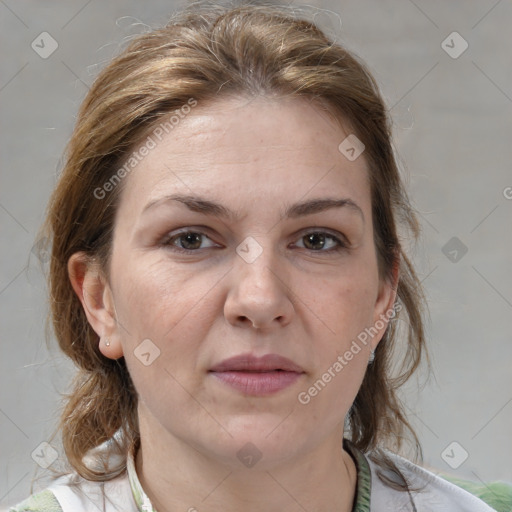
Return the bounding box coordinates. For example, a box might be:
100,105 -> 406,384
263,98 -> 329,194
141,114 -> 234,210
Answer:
224,241 -> 295,330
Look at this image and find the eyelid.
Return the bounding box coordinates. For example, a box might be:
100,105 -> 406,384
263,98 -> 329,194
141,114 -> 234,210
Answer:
160,226 -> 219,249
161,226 -> 350,254
296,227 -> 349,246
292,230 -> 349,254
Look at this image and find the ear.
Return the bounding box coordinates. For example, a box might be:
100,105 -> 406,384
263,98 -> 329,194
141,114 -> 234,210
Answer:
68,252 -> 124,360
371,251 -> 400,351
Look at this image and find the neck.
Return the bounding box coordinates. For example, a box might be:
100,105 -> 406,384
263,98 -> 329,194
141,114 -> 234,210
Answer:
134,413 -> 358,512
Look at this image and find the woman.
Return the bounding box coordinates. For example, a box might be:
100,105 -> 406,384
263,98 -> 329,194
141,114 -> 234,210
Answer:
9,2 -> 511,511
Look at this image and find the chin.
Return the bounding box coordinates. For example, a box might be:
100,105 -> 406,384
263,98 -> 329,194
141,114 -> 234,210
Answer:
200,416 -> 308,470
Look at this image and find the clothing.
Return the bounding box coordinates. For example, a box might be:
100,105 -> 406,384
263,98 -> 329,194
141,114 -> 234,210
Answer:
8,439 -> 512,511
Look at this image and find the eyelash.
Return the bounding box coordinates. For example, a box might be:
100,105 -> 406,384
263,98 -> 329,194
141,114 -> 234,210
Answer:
161,228 -> 348,255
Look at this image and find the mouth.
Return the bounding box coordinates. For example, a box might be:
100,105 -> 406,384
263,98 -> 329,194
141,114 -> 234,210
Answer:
209,353 -> 305,373
208,353 -> 305,395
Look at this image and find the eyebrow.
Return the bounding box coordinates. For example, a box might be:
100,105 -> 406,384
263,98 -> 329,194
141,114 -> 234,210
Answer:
142,193 -> 364,222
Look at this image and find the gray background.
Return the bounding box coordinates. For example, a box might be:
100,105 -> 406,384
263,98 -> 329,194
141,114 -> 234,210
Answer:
1,0 -> 511,508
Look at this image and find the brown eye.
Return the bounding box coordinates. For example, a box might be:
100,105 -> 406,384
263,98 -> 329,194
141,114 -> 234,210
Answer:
295,231 -> 347,253
303,233 -> 328,250
176,232 -> 203,250
163,230 -> 216,252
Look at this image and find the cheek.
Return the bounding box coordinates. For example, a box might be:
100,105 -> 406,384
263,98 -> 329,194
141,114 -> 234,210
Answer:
114,254 -> 176,319
112,254 -> 220,354
112,258 -> 212,410
335,283 -> 376,332
115,263 -> 176,335
306,263 -> 379,395
321,266 -> 379,339
304,282 -> 374,416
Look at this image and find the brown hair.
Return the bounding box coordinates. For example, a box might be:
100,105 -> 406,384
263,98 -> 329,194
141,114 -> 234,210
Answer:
40,0 -> 430,493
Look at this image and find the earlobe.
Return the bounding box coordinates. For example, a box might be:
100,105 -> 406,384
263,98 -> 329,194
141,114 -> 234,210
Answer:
67,252 -> 124,360
98,336 -> 123,359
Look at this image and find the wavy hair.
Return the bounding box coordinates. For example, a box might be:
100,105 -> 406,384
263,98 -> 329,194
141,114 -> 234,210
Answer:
39,0 -> 430,493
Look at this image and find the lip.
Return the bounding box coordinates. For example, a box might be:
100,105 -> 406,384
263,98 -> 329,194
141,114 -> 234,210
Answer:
208,353 -> 305,395
209,353 -> 305,373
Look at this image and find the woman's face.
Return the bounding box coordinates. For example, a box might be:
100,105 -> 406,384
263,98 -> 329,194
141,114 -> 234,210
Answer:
95,95 -> 396,468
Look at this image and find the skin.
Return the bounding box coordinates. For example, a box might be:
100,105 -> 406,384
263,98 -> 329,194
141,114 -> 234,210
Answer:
69,95 -> 398,512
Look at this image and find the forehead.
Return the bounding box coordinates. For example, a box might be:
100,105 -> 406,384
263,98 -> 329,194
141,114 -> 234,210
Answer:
116,95 -> 371,219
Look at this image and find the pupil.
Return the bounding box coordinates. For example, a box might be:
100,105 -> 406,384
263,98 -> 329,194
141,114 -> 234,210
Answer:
182,233 -> 201,249
306,233 -> 324,250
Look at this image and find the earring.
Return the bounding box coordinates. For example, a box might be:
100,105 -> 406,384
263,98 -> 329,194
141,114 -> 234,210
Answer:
368,348 -> 375,365
104,338 -> 110,347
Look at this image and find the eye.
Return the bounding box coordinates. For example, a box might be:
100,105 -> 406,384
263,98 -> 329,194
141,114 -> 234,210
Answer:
162,230 -> 217,252
294,231 -> 347,253
161,228 -> 348,255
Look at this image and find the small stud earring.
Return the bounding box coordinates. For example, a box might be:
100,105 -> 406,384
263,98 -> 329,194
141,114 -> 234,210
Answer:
104,338 -> 110,347
368,348 -> 375,365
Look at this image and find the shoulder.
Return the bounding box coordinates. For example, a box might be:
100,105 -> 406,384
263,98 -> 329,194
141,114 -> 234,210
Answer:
8,471 -> 137,512
366,450 -> 512,512
8,489 -> 62,512
438,472 -> 512,512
